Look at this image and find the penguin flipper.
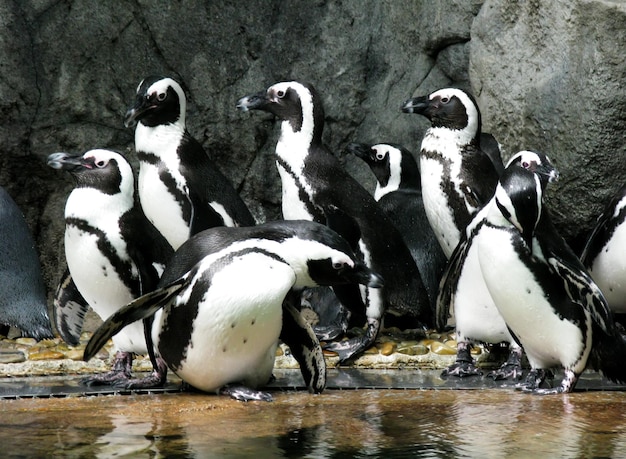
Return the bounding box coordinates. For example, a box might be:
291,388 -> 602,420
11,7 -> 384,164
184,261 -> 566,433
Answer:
83,278 -> 186,362
436,237 -> 468,330
280,292 -> 326,394
53,269 -> 89,345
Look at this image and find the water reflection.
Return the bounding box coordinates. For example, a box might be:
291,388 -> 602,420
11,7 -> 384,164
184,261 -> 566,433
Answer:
3,390 -> 626,457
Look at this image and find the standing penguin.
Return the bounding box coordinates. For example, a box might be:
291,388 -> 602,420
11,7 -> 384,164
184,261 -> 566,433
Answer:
401,87 -> 502,258
437,151 -> 559,379
0,186 -> 53,340
48,149 -> 173,387
84,220 -> 383,401
124,75 -> 255,250
345,142 -> 447,309
237,81 -> 432,361
476,166 -> 626,394
581,184 -> 626,324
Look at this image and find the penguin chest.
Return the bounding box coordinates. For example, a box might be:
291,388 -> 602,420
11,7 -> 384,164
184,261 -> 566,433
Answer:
589,223 -> 626,312
276,162 -> 316,221
138,163 -> 190,250
157,255 -> 295,392
420,156 -> 461,258
476,226 -> 589,371
453,242 -> 513,344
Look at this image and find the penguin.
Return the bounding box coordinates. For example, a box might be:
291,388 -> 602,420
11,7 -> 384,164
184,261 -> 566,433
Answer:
83,220 -> 383,401
581,183 -> 626,323
475,166 -> 626,394
0,186 -> 53,340
401,87 -> 502,258
345,142 -> 447,309
47,149 -> 173,387
124,75 -> 255,250
437,151 -> 559,380
237,81 -> 432,361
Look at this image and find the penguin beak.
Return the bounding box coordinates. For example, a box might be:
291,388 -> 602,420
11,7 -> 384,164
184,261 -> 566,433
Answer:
401,95 -> 430,115
345,142 -> 374,161
124,95 -> 155,128
46,153 -> 92,171
236,90 -> 269,112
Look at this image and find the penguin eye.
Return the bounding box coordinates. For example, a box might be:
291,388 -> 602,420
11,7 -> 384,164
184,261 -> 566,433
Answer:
332,261 -> 345,270
276,89 -> 286,99
440,97 -> 450,104
157,91 -> 167,102
522,161 -> 530,169
375,152 -> 386,161
95,160 -> 108,168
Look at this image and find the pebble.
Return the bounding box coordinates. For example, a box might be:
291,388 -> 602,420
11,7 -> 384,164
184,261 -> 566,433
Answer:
379,341 -> 397,356
0,350 -> 26,364
28,350 -> 66,361
429,341 -> 457,355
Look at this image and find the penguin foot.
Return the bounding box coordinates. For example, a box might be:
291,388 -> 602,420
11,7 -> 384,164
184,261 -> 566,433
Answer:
515,368 -> 554,392
314,325 -> 345,341
119,358 -> 168,389
487,347 -> 524,381
81,351 -> 133,387
219,385 -> 273,402
323,319 -> 379,363
441,361 -> 483,378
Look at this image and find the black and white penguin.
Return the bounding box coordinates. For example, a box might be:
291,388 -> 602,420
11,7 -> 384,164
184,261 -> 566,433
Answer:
437,150 -> 559,380
124,75 -> 255,250
345,142 -> 447,309
48,149 -> 173,387
84,220 -> 383,401
0,186 -> 53,340
237,81 -> 432,361
401,87 -> 502,258
581,184 -> 626,322
475,166 -> 626,394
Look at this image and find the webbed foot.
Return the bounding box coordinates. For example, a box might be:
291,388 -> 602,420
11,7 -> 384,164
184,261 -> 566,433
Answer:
441,342 -> 482,378
515,368 -> 554,392
81,351 -> 133,386
219,385 -> 273,402
487,347 -> 524,381
118,358 -> 168,389
323,319 -> 379,363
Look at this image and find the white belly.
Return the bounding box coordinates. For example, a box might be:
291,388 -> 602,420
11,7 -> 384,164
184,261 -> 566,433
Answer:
65,228 -> 146,354
476,225 -> 589,371
589,223 -> 626,312
155,254 -> 294,392
454,242 -> 514,344
138,164 -> 190,250
277,164 -> 315,221
420,157 -> 460,258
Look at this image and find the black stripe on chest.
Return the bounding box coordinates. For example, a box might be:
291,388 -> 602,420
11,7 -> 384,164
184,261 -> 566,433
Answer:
66,217 -> 139,296
275,157 -> 326,223
160,247 -> 288,371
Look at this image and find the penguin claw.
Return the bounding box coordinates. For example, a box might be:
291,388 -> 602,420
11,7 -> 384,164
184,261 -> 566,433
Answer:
219,385 -> 273,402
486,363 -> 524,381
441,362 -> 483,378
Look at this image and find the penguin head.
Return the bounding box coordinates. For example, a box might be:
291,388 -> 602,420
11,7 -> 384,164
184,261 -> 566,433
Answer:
346,142 -> 418,191
506,150 -> 559,190
47,149 -> 134,196
237,81 -> 324,141
124,76 -> 187,128
401,87 -> 481,143
494,167 -> 543,247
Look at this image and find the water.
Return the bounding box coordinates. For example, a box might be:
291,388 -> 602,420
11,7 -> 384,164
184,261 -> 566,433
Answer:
2,388 -> 626,458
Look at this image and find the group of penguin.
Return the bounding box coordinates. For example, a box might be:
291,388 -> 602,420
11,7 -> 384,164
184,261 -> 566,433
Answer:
4,74 -> 623,401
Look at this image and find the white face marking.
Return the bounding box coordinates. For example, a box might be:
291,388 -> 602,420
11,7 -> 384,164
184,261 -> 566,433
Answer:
419,156 -> 461,258
429,88 -> 479,144
372,144 -> 402,200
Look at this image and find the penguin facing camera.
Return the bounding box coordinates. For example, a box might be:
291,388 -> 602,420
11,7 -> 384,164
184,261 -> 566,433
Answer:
48,149 -> 173,387
237,81 -> 433,362
476,166 -> 626,394
125,75 -> 255,250
84,220 -> 383,401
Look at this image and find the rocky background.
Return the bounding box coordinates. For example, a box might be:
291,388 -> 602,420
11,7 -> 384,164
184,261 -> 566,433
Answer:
1,0 -> 624,315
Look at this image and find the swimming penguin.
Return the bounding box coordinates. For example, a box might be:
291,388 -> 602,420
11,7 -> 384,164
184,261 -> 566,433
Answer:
581,183 -> 626,324
437,151 -> 559,380
48,149 -> 173,387
345,142 -> 447,309
124,75 -> 255,250
237,81 -> 432,361
401,87 -> 502,258
84,220 -> 383,401
475,166 -> 626,394
0,186 -> 53,340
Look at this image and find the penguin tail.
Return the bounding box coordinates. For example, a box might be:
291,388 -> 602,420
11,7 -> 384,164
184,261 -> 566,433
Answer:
83,278 -> 186,362
591,325 -> 626,385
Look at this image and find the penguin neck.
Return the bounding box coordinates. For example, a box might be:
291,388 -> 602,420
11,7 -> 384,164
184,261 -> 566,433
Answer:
275,117 -> 318,173
66,186 -> 134,227
135,120 -> 186,163
422,126 -> 478,158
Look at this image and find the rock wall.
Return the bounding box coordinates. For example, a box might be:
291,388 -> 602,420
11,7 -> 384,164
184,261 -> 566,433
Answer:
1,0 -> 624,306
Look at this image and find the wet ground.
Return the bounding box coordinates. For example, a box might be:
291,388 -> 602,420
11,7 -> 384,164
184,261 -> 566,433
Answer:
2,369 -> 626,458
